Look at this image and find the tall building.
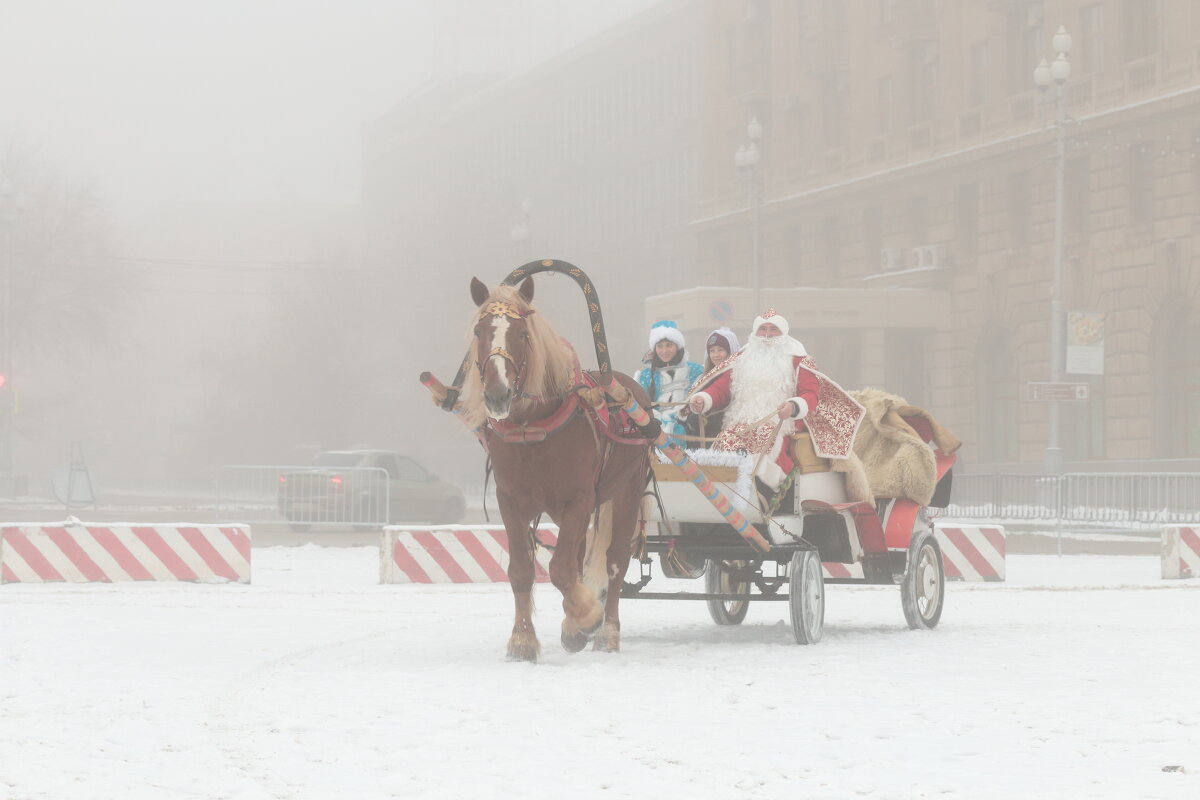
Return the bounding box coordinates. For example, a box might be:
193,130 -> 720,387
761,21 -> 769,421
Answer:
366,0 -> 1200,481
363,0 -> 703,486
657,0 -> 1200,473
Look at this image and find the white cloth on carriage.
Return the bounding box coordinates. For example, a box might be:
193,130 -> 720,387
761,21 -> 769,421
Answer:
659,447 -> 756,514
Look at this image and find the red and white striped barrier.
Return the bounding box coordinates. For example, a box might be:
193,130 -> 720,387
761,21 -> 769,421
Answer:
936,525 -> 1006,582
381,526 -> 559,584
1162,526 -> 1200,580
0,522 -> 251,584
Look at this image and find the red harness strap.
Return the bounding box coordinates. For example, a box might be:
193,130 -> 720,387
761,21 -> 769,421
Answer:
488,393 -> 583,443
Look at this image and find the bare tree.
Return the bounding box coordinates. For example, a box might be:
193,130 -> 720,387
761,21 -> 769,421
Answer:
1,144 -> 130,361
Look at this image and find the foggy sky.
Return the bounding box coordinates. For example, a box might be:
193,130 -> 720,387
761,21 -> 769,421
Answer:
1,0 -> 656,228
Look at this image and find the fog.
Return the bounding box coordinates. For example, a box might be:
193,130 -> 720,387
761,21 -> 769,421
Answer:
0,0 -> 656,496
1,0 -> 1197,505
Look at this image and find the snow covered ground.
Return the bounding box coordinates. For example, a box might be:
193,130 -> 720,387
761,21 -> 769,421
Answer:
2,546 -> 1197,800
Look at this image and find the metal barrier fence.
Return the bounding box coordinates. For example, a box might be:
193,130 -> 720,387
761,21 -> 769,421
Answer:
216,465 -> 391,528
945,472 -> 1200,526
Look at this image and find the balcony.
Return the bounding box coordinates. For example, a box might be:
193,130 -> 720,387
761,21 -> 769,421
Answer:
1126,56 -> 1158,93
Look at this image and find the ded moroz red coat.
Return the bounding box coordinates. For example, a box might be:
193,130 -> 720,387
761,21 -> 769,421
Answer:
689,350 -> 865,490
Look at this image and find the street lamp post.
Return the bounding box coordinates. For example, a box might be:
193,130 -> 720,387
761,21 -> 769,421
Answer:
734,117 -> 764,314
1034,26 -> 1072,477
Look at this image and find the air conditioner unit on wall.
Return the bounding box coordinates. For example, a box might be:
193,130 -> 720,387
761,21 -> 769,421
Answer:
911,243 -> 946,268
880,247 -> 905,272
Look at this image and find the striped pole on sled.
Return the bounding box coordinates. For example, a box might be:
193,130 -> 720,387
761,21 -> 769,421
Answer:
606,380 -> 771,554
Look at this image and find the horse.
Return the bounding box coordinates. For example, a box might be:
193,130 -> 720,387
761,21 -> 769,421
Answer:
460,275 -> 652,661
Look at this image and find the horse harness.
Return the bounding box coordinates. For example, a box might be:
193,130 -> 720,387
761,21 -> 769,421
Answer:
477,300 -> 537,400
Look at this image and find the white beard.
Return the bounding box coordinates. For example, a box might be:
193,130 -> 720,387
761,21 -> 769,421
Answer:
726,337 -> 796,427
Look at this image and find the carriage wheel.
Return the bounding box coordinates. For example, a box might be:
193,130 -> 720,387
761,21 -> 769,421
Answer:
901,530 -> 945,630
788,549 -> 824,645
705,559 -> 750,625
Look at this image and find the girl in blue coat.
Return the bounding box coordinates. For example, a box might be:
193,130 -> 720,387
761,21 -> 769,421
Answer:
634,320 -> 703,444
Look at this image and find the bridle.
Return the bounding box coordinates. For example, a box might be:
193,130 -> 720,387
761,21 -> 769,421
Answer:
477,301 -> 537,398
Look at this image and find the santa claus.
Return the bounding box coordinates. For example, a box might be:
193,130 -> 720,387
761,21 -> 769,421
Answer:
685,309 -> 865,491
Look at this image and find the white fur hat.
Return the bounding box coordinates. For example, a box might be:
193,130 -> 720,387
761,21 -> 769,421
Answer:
648,319 -> 686,351
751,308 -> 789,338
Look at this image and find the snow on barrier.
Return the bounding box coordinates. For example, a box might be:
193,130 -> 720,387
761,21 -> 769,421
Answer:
936,525 -> 1006,582
0,522 -> 251,584
381,526 -> 559,584
1161,526 -> 1200,579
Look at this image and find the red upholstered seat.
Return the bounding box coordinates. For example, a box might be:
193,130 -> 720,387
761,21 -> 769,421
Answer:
801,499 -> 887,554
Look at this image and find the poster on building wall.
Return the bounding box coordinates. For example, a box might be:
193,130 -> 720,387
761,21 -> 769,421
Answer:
1066,311 -> 1105,375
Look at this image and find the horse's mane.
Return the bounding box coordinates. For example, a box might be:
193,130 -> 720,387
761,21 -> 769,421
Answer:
460,285 -> 578,427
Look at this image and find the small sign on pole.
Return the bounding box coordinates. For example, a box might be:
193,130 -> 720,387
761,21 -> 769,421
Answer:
1027,382 -> 1090,402
1066,311 -> 1104,375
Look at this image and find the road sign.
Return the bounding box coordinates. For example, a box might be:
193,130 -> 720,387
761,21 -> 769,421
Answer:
1027,382 -> 1090,402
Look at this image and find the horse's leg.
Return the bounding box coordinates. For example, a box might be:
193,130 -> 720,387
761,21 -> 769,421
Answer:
549,500 -> 604,653
498,489 -> 539,662
593,471 -> 646,653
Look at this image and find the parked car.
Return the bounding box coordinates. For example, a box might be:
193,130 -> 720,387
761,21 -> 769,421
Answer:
277,450 -> 465,530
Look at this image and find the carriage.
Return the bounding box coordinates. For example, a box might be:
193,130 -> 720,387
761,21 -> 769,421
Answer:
427,260 -> 959,659
624,422 -> 956,645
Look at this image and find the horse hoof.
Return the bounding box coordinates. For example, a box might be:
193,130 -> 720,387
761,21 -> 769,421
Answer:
560,628 -> 589,653
592,624 -> 620,653
506,633 -> 540,663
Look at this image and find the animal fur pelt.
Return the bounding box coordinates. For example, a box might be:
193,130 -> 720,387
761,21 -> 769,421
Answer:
848,388 -> 961,506
830,451 -> 874,506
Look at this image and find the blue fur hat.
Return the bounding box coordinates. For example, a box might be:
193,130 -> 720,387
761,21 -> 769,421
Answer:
648,320 -> 685,351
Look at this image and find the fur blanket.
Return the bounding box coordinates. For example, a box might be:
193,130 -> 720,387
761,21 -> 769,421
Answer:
849,388 -> 962,506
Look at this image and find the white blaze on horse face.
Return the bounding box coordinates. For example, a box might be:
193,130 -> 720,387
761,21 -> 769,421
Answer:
482,314 -> 514,419
490,316 -> 511,391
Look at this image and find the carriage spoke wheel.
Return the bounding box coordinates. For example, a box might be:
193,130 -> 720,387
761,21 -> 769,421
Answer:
901,530 -> 945,630
788,549 -> 824,645
705,559 -> 750,625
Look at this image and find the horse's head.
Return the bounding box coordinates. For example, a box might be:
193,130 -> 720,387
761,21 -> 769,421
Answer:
470,276 -> 536,420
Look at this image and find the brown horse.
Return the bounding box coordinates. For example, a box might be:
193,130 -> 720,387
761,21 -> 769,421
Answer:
461,276 -> 652,661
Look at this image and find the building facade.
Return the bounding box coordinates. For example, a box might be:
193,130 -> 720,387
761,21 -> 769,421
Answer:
664,0 -> 1200,473
362,0 -> 704,486
366,0 -> 1200,481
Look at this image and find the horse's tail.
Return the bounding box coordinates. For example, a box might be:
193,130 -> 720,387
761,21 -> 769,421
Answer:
581,500 -> 613,601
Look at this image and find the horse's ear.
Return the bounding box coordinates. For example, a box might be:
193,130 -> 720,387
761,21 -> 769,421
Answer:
470,277 -> 489,307
518,276 -> 535,303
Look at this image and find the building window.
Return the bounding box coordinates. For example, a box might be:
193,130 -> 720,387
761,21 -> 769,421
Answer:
977,329 -> 1020,463
821,74 -> 849,148
956,182 -> 979,256
1123,0 -> 1161,61
887,330 -> 927,406
1153,306 -> 1200,457
878,75 -> 894,136
909,43 -> 938,124
1007,170 -> 1031,246
909,194 -> 929,244
1065,156 -> 1091,241
969,42 -> 990,107
1192,129 -> 1200,206
786,223 -> 805,284
822,215 -> 840,283
863,206 -> 882,267
1128,142 -> 1154,225
1007,4 -> 1044,95
1080,3 -> 1104,75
